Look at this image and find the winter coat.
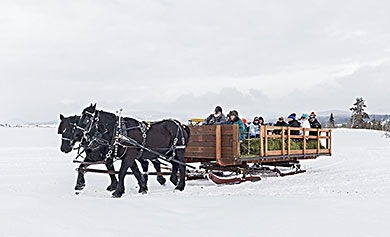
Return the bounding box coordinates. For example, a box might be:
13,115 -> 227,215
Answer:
249,123 -> 260,137
309,119 -> 322,136
203,113 -> 227,125
288,119 -> 301,135
300,119 -> 311,136
228,118 -> 246,141
274,120 -> 288,135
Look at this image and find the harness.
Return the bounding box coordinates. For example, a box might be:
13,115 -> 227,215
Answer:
76,109 -> 192,168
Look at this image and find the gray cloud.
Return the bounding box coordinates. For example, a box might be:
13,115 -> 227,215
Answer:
1,0 -> 390,123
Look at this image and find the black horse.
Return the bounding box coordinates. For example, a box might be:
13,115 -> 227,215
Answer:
58,114 -> 119,192
74,104 -> 190,198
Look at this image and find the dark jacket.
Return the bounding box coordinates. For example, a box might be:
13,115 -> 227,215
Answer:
309,119 -> 322,136
288,119 -> 301,135
274,120 -> 288,135
203,113 -> 227,125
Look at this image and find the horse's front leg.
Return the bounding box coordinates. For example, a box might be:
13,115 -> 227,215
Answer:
112,155 -> 134,198
105,158 -> 118,192
75,164 -> 87,191
139,159 -> 149,185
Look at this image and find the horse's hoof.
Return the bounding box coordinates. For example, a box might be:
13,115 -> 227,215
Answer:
74,184 -> 85,191
106,183 -> 118,192
112,190 -> 123,198
138,186 -> 148,194
175,185 -> 185,191
170,176 -> 178,186
157,176 -> 166,185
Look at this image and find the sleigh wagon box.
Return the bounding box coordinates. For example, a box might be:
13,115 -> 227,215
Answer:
184,125 -> 332,167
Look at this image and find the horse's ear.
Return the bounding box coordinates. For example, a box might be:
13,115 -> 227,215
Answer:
60,114 -> 64,120
92,103 -> 96,109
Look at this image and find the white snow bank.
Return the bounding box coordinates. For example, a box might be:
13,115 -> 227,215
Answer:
0,128 -> 389,236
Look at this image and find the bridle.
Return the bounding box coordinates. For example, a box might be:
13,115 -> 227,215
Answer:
76,110 -> 96,133
60,120 -> 78,146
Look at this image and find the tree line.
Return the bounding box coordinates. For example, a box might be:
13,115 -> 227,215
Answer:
324,97 -> 390,131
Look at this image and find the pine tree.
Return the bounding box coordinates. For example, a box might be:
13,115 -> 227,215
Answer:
350,97 -> 370,129
329,113 -> 335,128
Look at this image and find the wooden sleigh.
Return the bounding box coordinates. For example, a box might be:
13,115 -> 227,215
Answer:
184,124 -> 332,184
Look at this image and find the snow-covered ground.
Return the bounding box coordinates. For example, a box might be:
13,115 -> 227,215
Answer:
0,127 -> 389,236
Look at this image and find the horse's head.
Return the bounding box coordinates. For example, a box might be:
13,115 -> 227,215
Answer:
74,103 -> 97,142
58,114 -> 79,153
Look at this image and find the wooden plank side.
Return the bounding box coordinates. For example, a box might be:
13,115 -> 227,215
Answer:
266,150 -> 283,156
264,126 -> 268,157
188,135 -> 216,143
281,127 -> 285,156
289,150 -> 305,155
217,124 -> 240,166
185,146 -> 216,154
187,141 -> 216,147
184,153 -> 215,158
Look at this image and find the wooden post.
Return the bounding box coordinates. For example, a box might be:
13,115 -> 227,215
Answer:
329,130 -> 332,155
216,125 -> 222,162
287,127 -> 291,156
281,127 -> 285,156
260,126 -> 264,157
303,128 -> 306,154
247,135 -> 250,155
232,124 -> 239,159
264,126 -> 268,157
317,128 -> 320,154
326,131 -> 329,150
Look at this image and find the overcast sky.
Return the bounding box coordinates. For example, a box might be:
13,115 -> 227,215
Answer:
1,0 -> 389,123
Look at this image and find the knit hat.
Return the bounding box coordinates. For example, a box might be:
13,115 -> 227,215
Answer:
310,112 -> 316,118
288,114 -> 296,120
301,114 -> 309,119
215,106 -> 223,113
